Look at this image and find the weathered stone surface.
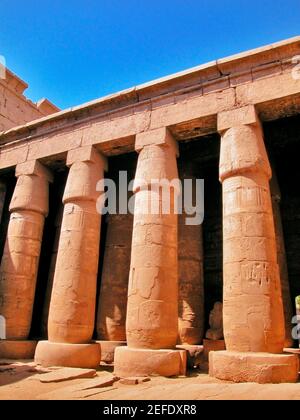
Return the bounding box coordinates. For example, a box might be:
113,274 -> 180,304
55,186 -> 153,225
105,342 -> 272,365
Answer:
114,347 -> 187,378
79,375 -> 120,389
36,368 -> 97,383
34,341 -> 101,369
119,377 -> 151,385
210,351 -> 299,384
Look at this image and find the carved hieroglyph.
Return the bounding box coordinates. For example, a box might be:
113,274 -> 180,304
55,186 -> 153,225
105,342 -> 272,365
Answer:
219,113 -> 285,353
0,161 -> 52,339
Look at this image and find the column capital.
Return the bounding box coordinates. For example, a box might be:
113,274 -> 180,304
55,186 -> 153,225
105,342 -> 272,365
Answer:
219,106 -> 271,182
67,146 -> 108,171
218,105 -> 259,134
135,127 -> 179,156
16,160 -> 53,183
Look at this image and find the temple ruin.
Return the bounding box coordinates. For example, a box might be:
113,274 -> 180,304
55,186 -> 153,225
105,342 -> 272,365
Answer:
0,36 -> 300,384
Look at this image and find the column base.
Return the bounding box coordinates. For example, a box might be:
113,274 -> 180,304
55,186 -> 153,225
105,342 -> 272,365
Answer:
209,351 -> 299,384
34,341 -> 101,369
0,340 -> 37,360
96,340 -> 126,364
114,347 -> 187,378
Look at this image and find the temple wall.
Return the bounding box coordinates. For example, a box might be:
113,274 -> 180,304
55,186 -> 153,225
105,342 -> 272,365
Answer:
0,68 -> 58,131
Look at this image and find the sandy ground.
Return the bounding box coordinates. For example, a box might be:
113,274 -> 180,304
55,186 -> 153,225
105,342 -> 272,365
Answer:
1,361 -> 300,400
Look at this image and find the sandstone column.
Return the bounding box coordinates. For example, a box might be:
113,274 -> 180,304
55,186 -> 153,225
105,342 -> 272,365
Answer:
178,163 -> 204,346
209,106 -> 298,383
96,213 -> 132,363
35,146 -> 107,368
0,161 -> 52,359
114,127 -> 186,377
270,171 -> 294,348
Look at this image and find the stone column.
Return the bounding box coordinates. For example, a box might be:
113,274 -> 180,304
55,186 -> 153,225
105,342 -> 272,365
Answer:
270,171 -> 294,348
178,163 -> 204,346
35,146 -> 107,368
0,161 -> 52,359
209,106 -> 298,383
96,213 -> 132,363
114,127 -> 186,377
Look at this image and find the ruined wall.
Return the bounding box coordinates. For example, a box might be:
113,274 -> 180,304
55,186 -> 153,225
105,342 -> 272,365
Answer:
0,68 -> 58,131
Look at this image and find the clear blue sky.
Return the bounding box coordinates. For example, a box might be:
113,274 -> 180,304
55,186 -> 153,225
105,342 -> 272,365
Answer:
0,0 -> 299,110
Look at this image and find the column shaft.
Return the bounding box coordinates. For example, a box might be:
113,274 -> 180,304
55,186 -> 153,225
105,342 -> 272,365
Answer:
127,144 -> 179,349
221,124 -> 284,353
0,161 -> 52,357
48,150 -> 105,343
35,146 -> 106,368
114,128 -> 187,377
209,106 -> 298,384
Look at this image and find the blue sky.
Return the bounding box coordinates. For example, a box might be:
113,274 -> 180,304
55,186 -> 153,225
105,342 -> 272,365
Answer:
0,0 -> 299,110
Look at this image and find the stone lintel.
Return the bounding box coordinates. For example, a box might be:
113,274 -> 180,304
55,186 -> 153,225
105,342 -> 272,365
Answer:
16,160 -> 53,183
67,146 -> 108,171
218,105 -> 259,133
135,127 -> 179,156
